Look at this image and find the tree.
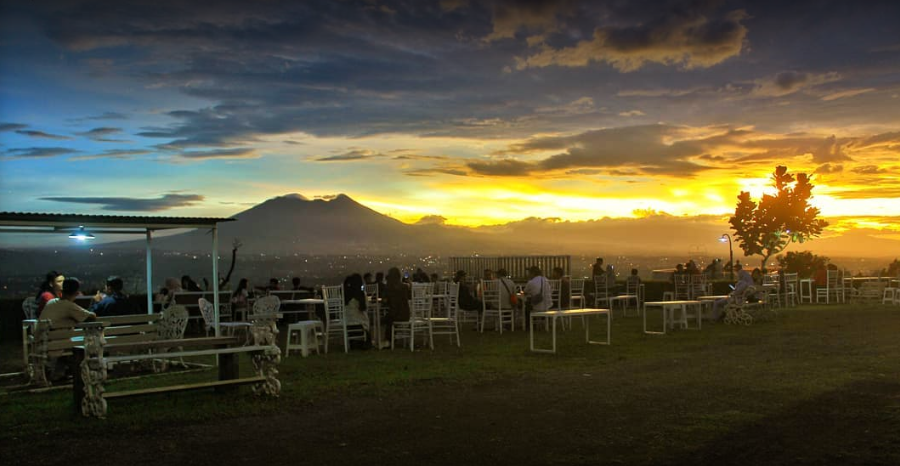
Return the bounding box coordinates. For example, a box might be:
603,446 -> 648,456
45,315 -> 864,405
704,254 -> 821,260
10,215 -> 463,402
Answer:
881,258 -> 900,277
729,166 -> 828,270
776,250 -> 829,279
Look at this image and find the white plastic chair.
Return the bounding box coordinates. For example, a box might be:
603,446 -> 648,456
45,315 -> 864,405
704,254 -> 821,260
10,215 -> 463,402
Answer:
568,278 -> 585,309
782,273 -> 799,307
593,276 -> 610,308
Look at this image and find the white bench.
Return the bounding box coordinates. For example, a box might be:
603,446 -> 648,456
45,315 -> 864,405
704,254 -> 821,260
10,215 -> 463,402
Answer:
529,308 -> 610,354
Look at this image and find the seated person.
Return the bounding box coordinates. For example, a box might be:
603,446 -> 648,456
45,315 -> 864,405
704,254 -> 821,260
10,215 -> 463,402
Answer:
497,268 -> 518,309
524,266 -> 552,319
40,278 -> 97,380
625,268 -> 641,293
89,276 -> 131,316
454,270 -> 483,313
713,264 -> 756,320
36,271 -> 65,315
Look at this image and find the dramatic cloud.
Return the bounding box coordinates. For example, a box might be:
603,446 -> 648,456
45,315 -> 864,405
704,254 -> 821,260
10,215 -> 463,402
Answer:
39,193 -> 205,211
516,8 -> 748,72
315,149 -> 385,162
0,123 -> 28,132
77,127 -> 127,142
750,71 -> 842,97
176,148 -> 259,160
821,88 -> 876,101
14,130 -> 72,140
5,147 -> 79,158
415,215 -> 448,225
69,149 -> 152,161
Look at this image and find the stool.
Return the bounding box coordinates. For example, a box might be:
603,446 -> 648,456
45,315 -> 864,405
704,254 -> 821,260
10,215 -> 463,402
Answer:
884,287 -> 897,305
286,320 -> 324,357
662,291 -> 675,301
799,279 -> 813,303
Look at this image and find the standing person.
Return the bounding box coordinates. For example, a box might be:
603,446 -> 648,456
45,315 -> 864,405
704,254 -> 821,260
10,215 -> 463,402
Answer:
36,271 -> 65,315
591,258 -> 605,279
381,267 -> 410,348
524,266 -> 552,324
89,276 -> 131,317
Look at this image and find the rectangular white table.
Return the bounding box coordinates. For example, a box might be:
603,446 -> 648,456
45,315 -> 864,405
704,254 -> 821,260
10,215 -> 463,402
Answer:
643,300 -> 701,334
530,308 -> 610,354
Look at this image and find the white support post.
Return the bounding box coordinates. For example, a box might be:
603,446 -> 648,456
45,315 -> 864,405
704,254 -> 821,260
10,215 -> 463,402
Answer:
212,226 -> 220,337
146,230 -> 153,315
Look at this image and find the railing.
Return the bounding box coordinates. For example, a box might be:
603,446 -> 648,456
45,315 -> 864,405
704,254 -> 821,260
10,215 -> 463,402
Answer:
448,255 -> 571,281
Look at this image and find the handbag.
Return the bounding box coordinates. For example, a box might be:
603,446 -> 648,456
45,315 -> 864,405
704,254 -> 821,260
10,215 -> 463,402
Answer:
501,279 -> 518,306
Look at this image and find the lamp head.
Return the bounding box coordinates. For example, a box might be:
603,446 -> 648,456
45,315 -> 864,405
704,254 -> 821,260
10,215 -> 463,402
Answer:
69,226 -> 95,241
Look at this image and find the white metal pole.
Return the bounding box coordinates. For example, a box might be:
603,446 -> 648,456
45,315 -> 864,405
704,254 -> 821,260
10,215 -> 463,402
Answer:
212,226 -> 220,337
146,230 -> 153,315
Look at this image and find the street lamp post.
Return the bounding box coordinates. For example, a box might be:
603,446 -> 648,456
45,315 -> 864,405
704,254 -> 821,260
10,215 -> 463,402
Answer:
719,234 -> 733,280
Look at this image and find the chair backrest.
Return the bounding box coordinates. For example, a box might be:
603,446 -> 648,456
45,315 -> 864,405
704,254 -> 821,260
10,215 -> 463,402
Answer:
198,298 -> 215,330
480,279 -> 500,312
826,269 -> 841,288
252,295 -> 281,316
410,283 -> 432,319
593,276 -> 608,298
322,285 -> 344,324
674,274 -> 690,299
569,278 -> 585,295
432,281 -> 448,296
364,283 -> 379,300
548,279 -> 561,310
22,297 -> 38,320
783,273 -> 799,289
159,305 -> 190,340
447,282 -> 460,319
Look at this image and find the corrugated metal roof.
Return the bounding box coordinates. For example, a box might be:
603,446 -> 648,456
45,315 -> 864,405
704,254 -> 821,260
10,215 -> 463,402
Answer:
0,212 -> 235,230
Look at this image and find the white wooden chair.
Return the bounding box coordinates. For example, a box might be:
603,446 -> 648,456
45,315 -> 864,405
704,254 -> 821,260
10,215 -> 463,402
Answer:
816,269 -> 844,304
323,285 -> 366,354
688,274 -> 709,300
568,278 -> 586,309
674,274 -> 691,300
593,276 -> 610,308
198,298 -> 252,337
392,283 -> 434,351
428,282 -> 460,347
21,297 -> 39,368
762,274 -> 781,308
782,273 -> 799,307
479,279 -> 514,333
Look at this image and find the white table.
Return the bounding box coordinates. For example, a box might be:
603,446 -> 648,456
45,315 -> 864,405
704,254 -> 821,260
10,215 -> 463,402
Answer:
608,294 -> 639,316
530,308 -> 610,354
643,300 -> 701,334
696,295 -> 728,321
279,298 -> 324,320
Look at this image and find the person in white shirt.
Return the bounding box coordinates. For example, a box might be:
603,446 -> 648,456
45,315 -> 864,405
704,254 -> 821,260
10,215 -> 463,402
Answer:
524,266 -> 552,323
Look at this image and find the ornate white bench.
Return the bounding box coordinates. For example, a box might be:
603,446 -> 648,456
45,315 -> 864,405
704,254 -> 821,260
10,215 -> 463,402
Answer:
72,317 -> 280,418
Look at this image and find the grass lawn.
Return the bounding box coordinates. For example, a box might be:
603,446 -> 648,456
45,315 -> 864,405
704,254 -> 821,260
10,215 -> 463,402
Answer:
2,304 -> 900,465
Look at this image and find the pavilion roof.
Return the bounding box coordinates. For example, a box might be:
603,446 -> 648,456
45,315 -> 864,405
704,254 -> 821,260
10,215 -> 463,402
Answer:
0,212 -> 235,233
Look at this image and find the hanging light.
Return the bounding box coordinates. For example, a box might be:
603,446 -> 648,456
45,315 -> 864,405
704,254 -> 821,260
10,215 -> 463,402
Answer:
69,226 -> 95,240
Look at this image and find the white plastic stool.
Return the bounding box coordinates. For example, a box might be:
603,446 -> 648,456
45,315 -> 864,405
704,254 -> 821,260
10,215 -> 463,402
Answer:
286,320 -> 324,357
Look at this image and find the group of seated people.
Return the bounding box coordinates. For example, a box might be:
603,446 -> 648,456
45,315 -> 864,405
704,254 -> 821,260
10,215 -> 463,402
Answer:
35,270 -> 133,323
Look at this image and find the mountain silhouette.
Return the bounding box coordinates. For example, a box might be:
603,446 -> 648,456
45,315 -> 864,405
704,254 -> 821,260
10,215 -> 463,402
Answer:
133,193 -> 484,254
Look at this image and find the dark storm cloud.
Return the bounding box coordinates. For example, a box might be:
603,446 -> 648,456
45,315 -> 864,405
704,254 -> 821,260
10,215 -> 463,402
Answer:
40,193 -> 205,211
0,123 -> 28,132
5,147 -> 79,158
13,0 -> 900,153
15,130 -> 72,140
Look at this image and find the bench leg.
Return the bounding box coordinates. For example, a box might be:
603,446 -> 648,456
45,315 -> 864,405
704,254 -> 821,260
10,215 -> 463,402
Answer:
217,352 -> 239,393
72,347 -> 85,416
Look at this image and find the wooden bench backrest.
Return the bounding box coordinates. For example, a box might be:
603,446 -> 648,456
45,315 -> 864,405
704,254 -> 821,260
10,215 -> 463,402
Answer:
40,314 -> 162,353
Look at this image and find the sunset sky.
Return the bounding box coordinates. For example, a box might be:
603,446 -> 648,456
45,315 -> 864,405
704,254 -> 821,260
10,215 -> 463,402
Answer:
1,1 -> 899,240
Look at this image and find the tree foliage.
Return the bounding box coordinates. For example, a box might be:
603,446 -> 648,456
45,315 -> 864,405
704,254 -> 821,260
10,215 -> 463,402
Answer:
729,166 -> 828,270
776,251 -> 830,279
881,259 -> 900,277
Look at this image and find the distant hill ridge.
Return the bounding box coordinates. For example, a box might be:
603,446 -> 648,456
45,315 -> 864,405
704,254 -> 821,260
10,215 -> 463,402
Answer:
102,193 -> 899,259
